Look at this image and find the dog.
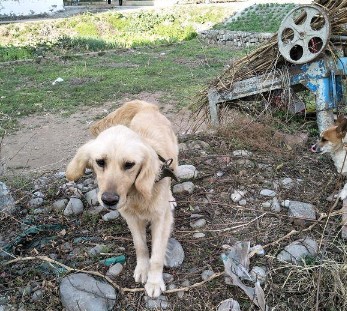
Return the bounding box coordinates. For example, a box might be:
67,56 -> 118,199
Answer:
66,100 -> 179,297
310,115 -> 347,194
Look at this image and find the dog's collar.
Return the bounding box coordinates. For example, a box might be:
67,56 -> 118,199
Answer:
156,154 -> 178,182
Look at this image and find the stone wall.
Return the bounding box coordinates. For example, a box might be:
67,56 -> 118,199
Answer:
0,0 -> 64,17
199,29 -> 274,48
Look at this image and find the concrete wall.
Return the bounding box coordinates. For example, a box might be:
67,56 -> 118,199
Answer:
0,0 -> 64,17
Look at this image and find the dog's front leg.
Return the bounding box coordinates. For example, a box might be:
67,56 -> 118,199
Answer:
145,208 -> 173,298
123,215 -> 150,284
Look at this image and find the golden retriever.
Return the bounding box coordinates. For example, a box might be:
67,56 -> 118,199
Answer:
66,100 -> 179,297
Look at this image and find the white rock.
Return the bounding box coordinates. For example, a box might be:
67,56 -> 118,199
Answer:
288,201 -> 316,220
233,150 -> 253,157
190,218 -> 206,229
238,199 -> 247,206
145,295 -> 169,310
177,165 -> 198,180
172,182 -> 195,195
29,198 -> 44,208
53,199 -> 68,211
163,273 -> 174,283
106,263 -> 123,279
271,197 -> 281,212
60,273 -> 117,311
193,232 -> 205,238
102,210 -> 120,221
218,298 -> 241,311
281,199 -> 291,208
250,266 -> 267,284
201,269 -> 214,281
260,189 -> 276,197
261,200 -> 272,208
177,280 -> 190,298
277,237 -> 318,265
230,190 -> 246,203
64,198 -> 84,216
165,238 -> 184,268
88,244 -> 105,256
85,189 -> 99,206
281,177 -> 294,189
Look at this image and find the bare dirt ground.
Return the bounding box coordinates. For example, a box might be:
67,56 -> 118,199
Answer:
1,92 -> 192,176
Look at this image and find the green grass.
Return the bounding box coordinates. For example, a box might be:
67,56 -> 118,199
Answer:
0,39 -> 245,133
216,3 -> 296,33
0,5 -> 236,61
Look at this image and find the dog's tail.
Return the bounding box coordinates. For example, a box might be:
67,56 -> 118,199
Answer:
90,100 -> 159,136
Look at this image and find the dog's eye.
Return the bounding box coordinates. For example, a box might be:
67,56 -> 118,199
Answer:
96,159 -> 106,167
124,161 -> 135,170
321,137 -> 327,142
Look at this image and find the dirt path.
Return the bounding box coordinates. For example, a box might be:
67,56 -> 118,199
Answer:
1,93 -> 192,176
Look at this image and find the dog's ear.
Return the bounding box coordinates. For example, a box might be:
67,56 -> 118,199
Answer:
134,147 -> 160,200
336,116 -> 347,138
66,141 -> 94,181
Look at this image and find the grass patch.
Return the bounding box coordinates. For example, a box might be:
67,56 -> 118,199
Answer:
0,5 -> 236,61
0,39 -> 245,132
216,3 -> 295,33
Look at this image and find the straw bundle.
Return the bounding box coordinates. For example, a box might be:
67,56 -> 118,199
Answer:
194,0 -> 347,116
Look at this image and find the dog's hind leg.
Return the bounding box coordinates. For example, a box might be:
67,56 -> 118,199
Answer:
342,199 -> 347,239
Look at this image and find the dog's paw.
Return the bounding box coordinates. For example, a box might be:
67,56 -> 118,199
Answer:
134,261 -> 149,284
144,278 -> 166,298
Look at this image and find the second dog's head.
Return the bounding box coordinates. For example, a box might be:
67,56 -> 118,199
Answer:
311,115 -> 347,154
66,125 -> 160,210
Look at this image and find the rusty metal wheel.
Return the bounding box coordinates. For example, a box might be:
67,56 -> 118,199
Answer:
278,5 -> 330,64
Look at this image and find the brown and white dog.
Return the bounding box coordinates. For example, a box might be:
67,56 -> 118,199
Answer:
311,115 -> 347,236
66,100 -> 179,297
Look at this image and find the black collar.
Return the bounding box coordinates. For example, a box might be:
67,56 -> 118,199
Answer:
156,154 -> 178,182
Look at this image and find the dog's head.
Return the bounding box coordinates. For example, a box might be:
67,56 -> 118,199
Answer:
66,125 -> 160,210
311,115 -> 347,154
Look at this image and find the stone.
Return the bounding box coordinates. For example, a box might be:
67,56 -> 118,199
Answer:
165,238 -> 184,268
31,289 -> 43,302
281,200 -> 291,208
88,244 -> 105,256
172,182 -> 195,195
230,190 -> 246,203
177,280 -> 190,298
250,266 -> 266,284
233,150 -> 253,157
288,201 -> 316,220
102,210 -> 120,221
201,269 -> 214,281
52,199 -> 68,211
106,263 -> 123,279
260,189 -> 276,197
28,198 -> 44,208
64,198 -> 84,216
60,273 -> 117,311
190,218 -> 206,229
193,232 -> 205,238
54,171 -> 66,179
261,201 -> 272,208
0,182 -> 16,214
163,273 -> 174,284
280,177 -> 294,189
85,189 -> 99,206
217,298 -> 241,311
271,197 -> 281,212
238,199 -> 247,206
177,165 -> 198,180
277,237 -> 318,265
33,191 -> 44,198
144,295 -> 169,310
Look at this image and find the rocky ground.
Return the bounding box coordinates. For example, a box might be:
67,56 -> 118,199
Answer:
1,109 -> 347,310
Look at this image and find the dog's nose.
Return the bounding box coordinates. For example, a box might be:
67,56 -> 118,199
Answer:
101,192 -> 120,207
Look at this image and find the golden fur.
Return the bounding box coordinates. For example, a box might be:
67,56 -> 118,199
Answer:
66,100 -> 179,298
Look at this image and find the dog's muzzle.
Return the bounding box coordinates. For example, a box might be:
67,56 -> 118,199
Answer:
310,143 -> 321,153
101,192 -> 120,209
